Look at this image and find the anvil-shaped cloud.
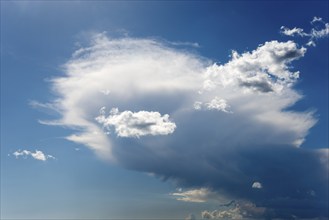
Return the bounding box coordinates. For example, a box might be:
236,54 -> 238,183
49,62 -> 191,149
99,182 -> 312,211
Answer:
38,33 -> 328,218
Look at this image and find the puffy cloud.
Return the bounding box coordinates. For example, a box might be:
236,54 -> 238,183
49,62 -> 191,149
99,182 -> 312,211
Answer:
280,26 -> 305,37
252,182 -> 262,189
193,97 -> 232,113
37,31 -> 328,218
202,40 -> 306,94
95,107 -> 176,138
281,17 -> 329,46
13,149 -> 55,161
202,201 -> 266,219
205,97 -> 232,112
202,208 -> 243,219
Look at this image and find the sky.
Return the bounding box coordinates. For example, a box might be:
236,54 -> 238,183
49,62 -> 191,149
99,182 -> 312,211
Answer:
0,1 -> 328,219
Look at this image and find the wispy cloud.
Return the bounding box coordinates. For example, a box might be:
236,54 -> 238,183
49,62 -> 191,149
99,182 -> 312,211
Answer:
13,149 -> 55,161
172,188 -> 218,203
281,17 -> 329,46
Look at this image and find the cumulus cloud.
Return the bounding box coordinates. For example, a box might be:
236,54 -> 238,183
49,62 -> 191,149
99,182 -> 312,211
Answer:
201,201 -> 266,219
281,17 -> 329,46
13,149 -> 55,161
95,107 -> 176,138
36,29 -> 328,218
252,182 -> 262,189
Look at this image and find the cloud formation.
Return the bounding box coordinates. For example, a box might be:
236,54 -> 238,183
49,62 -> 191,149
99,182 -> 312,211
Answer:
251,182 -> 262,189
172,188 -> 219,203
95,107 -> 176,138
201,201 -> 266,219
193,97 -> 232,113
13,149 -> 55,161
281,16 -> 329,46
37,29 -> 328,218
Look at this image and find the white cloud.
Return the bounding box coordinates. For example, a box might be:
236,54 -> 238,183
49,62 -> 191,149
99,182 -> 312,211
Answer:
193,97 -> 232,113
205,97 -> 232,113
95,107 -> 176,138
172,188 -> 209,203
172,188 -> 214,203
38,34 -> 316,158
311,16 -> 323,24
310,23 -> 329,39
281,17 -> 329,46
172,188 -> 228,203
202,40 -> 306,94
37,34 -> 205,159
13,149 -> 55,161
252,181 -> 262,189
280,26 -> 305,37
36,24 -> 328,219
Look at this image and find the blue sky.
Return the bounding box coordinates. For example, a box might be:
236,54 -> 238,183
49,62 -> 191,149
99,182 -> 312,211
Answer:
1,1 -> 328,219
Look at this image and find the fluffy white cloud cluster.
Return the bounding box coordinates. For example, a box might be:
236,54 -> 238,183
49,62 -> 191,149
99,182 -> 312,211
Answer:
13,149 -> 55,161
95,107 -> 176,138
202,40 -> 305,94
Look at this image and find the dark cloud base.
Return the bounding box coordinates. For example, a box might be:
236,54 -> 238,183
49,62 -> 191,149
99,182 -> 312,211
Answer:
114,143 -> 328,219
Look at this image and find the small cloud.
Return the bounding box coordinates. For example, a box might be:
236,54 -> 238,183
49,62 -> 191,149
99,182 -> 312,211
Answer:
95,107 -> 176,138
47,155 -> 56,160
205,97 -> 232,113
193,98 -> 232,113
306,40 -> 316,47
252,181 -> 263,189
193,101 -> 203,110
13,149 -> 55,161
311,16 -> 323,24
280,26 -> 305,37
172,188 -> 211,203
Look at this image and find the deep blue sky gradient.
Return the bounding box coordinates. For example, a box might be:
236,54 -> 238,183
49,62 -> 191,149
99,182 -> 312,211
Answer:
1,1 -> 328,219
